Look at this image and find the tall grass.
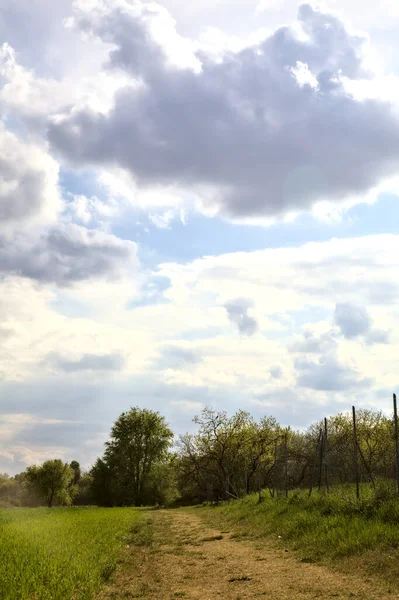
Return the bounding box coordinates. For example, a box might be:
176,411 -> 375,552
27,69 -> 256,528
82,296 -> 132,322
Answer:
0,507 -> 141,600
200,482 -> 399,582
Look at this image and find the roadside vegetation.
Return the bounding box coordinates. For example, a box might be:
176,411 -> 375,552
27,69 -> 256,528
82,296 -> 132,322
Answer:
3,404 -> 399,597
0,506 -> 142,600
2,405 -> 398,510
200,482 -> 399,585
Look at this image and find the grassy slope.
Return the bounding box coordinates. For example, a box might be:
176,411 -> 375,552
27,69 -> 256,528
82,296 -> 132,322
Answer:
198,485 -> 399,587
0,507 -> 141,600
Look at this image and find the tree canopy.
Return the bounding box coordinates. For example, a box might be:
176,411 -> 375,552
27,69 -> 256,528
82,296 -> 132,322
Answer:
25,460 -> 76,508
91,407 -> 174,506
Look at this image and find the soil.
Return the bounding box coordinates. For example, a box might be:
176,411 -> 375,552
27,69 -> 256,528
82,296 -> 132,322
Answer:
98,509 -> 396,599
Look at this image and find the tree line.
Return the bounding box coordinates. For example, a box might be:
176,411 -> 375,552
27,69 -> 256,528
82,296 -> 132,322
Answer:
1,404 -> 398,508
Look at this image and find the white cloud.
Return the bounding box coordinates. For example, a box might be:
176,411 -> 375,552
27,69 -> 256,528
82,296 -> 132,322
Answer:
0,123 -> 60,234
0,42 -> 129,124
0,233 -> 398,472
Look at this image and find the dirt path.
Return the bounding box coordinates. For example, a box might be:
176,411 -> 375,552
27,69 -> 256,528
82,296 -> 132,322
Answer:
98,509 -> 395,599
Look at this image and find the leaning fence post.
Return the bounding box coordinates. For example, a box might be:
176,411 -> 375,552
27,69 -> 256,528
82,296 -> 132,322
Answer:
393,393 -> 399,494
352,406 -> 360,500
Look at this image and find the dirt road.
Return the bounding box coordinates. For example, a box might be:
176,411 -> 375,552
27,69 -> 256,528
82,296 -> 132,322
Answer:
99,509 -> 395,599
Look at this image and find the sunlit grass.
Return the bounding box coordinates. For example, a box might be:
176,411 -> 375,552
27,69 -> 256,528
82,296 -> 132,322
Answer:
0,507 -> 141,600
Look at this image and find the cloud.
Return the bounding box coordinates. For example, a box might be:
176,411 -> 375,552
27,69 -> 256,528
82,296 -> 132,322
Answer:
225,298 -> 258,336
269,365 -> 282,379
365,329 -> 390,345
48,1 -> 399,221
0,224 -> 137,285
48,352 -> 125,372
290,330 -> 337,353
155,345 -> 202,370
0,123 -> 60,234
0,122 -> 135,286
295,354 -> 372,391
334,302 -> 389,345
334,302 -> 371,339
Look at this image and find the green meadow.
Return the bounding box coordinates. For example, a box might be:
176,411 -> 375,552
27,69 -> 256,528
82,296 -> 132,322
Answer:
0,507 -> 140,600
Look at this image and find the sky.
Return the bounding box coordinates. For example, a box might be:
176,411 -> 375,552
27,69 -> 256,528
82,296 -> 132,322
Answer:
1,0 -> 399,474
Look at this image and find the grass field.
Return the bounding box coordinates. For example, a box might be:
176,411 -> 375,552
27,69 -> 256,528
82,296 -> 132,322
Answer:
0,507 -> 141,600
199,484 -> 399,586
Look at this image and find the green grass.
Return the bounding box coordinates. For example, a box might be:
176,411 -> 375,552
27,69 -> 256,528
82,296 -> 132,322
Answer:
198,483 -> 399,585
0,506 -> 142,600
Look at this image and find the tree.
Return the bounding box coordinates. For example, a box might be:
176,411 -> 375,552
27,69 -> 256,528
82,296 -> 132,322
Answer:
90,458 -> 116,507
69,461 -> 81,486
73,472 -> 94,506
93,407 -> 174,506
177,408 -> 281,503
25,460 -> 76,508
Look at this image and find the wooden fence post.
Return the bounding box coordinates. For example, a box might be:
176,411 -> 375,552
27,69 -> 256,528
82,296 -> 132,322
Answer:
393,394 -> 399,494
284,433 -> 289,498
352,406 -> 360,500
324,417 -> 329,493
273,438 -> 277,498
258,441 -> 262,503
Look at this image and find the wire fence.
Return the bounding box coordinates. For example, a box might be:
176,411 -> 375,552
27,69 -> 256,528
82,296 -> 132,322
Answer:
193,394 -> 399,504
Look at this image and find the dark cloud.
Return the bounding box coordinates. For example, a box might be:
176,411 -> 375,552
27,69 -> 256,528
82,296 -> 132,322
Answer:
225,298 -> 258,336
0,224 -> 137,285
48,2 -> 399,220
18,421 -> 100,448
154,345 -> 202,370
48,352 -> 125,372
295,354 -> 372,391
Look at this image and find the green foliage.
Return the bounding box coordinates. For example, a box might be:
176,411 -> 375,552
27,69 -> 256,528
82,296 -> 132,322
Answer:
176,407 -> 282,503
90,458 -> 116,507
176,406 -> 398,504
73,472 -> 94,506
0,506 -> 141,600
0,473 -> 24,507
25,460 -> 76,508
69,460 -> 81,486
91,406 -> 174,506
